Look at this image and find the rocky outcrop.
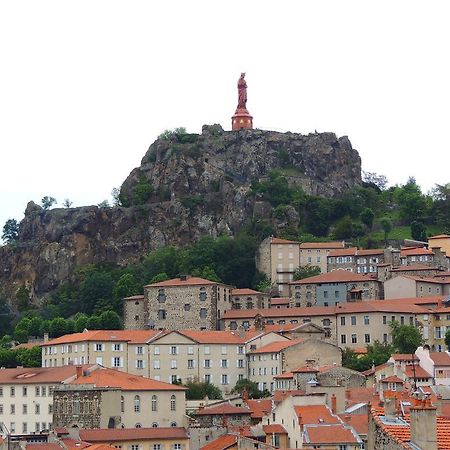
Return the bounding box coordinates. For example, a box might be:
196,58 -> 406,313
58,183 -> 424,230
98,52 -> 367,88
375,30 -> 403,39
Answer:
0,125 -> 361,305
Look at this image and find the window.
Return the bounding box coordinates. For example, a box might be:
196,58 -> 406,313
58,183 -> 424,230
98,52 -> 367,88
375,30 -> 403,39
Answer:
22,422 -> 27,433
121,396 -> 125,413
158,288 -> 166,303
221,374 -> 229,385
200,308 -> 207,319
152,422 -> 159,428
351,334 -> 357,344
173,445 -> 182,450
199,287 -> 207,301
153,359 -> 160,369
335,291 -> 340,299
113,343 -> 122,351
204,359 -> 211,369
131,445 -> 140,450
95,343 -> 103,352
238,359 -> 245,368
184,304 -> 191,311
187,359 -> 195,369
154,445 -> 162,450
170,395 -> 176,411
134,395 -> 141,413
340,317 -> 346,326
0,404 -> 3,414
221,346 -> 227,354
383,316 -> 387,325
22,404 -> 27,414
324,291 -> 328,299
158,309 -> 166,320
204,346 -> 210,355
383,334 -> 388,343
35,403 -> 40,414
170,346 -> 178,355
171,360 -> 177,369
112,357 -> 122,367
136,360 -> 144,369
351,316 -> 356,326
205,374 -> 211,383
135,423 -> 142,428
10,404 -> 15,414
341,335 -> 346,344
10,387 -> 15,397
364,315 -> 370,325
151,395 -> 158,411
136,346 -> 143,355
365,334 -> 371,343
221,359 -> 228,368
237,346 -> 244,354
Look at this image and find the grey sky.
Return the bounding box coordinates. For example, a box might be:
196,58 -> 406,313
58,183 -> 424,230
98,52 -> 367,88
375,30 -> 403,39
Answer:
1,0 -> 449,233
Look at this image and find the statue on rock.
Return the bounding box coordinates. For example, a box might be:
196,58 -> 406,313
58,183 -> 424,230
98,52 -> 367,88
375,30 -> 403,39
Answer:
232,73 -> 253,131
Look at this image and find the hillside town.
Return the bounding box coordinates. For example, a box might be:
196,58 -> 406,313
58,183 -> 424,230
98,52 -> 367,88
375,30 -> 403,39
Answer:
1,233 -> 450,449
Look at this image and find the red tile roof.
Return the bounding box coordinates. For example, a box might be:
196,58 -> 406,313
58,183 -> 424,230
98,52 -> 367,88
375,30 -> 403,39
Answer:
249,339 -> 301,354
294,404 -> 340,425
400,247 -> 434,257
300,241 -> 345,249
290,270 -> 377,284
26,445 -> 62,450
223,306 -> 335,320
362,362 -> 391,376
270,297 -> 290,305
328,247 -> 358,257
231,288 -> 262,296
404,365 -> 432,379
71,367 -> 186,391
245,398 -> 272,418
0,365 -> 95,385
263,424 -> 288,434
79,427 -> 189,442
430,352 -> 450,366
145,276 -> 224,287
380,375 -> 404,384
304,424 -> 359,444
271,237 -> 299,245
273,371 -> 294,379
339,414 -> 369,435
41,329 -> 162,346
391,264 -> 439,272
429,234 -> 450,240
292,366 -> 319,373
273,390 -> 306,403
200,434 -> 237,450
391,354 -> 419,361
358,249 -> 385,256
195,403 -> 251,416
179,330 -> 264,344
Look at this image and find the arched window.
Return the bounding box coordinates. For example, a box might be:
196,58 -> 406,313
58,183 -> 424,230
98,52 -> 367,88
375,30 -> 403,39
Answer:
120,396 -> 125,413
170,394 -> 176,411
151,395 -> 158,412
134,395 -> 141,413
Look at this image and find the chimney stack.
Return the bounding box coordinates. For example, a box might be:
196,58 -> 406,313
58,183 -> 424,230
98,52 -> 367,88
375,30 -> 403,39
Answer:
76,366 -> 83,379
410,397 -> 437,450
331,394 -> 337,414
384,391 -> 397,419
44,333 -> 49,343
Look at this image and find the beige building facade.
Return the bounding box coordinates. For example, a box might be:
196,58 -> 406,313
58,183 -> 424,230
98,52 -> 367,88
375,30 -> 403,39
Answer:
299,241 -> 346,274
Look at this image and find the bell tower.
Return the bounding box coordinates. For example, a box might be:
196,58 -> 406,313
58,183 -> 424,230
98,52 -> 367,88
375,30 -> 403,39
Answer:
232,73 -> 253,131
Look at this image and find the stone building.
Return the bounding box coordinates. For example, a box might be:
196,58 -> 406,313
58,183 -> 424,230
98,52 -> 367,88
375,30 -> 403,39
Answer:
124,276 -> 233,331
289,270 -> 381,307
193,402 -> 252,428
230,288 -> 268,310
327,247 -> 390,274
52,366 -> 187,429
299,241 -> 346,273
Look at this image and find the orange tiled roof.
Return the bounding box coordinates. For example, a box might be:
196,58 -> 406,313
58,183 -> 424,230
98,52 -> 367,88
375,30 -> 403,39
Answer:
71,367 -> 186,391
339,414 -> 369,435
404,365 -> 432,379
380,375 -> 404,384
362,362 -> 391,376
60,438 -> 91,450
273,371 -> 294,379
391,264 -> 439,272
273,390 -> 306,403
41,329 -> 162,346
179,329 -> 264,344
270,297 -> 290,305
430,352 -> 450,366
271,237 -> 299,245
300,241 -> 345,249
195,403 -> 251,416
26,445 -> 62,450
294,404 -> 340,425
0,365 -> 95,385
145,276 -> 225,288
292,366 -> 319,373
400,247 -> 434,257
263,424 -> 288,434
231,288 -> 262,296
200,434 -> 237,450
328,247 -> 358,257
391,354 -> 419,361
249,339 -> 301,354
14,341 -> 42,349
357,248 -> 385,256
245,398 -> 272,418
79,427 -> 189,442
304,423 -> 359,444
290,270 -> 377,284
429,234 -> 450,240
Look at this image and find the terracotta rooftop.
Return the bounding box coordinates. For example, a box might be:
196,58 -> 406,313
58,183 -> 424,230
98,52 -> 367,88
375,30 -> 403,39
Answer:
271,237 -> 299,245
223,305 -> 335,320
26,445 -> 62,450
304,423 -> 359,444
328,247 -> 358,257
14,341 -> 42,349
430,352 -> 450,366
400,247 -> 434,257
391,264 -> 440,272
79,427 -> 189,442
294,404 -> 340,425
429,234 -> 450,240
292,366 -> 319,373
270,297 -> 290,305
0,365 -> 95,385
263,424 -> 288,434
273,371 -> 294,379
195,403 -> 251,416
145,276 -> 225,287
245,398 -> 272,418
290,269 -> 376,284
380,375 -> 404,384
178,329 -> 264,344
249,339 -> 301,354
231,288 -> 262,296
200,434 -> 237,450
71,367 -> 186,391
404,365 -> 432,379
339,413 -> 369,435
300,241 -> 345,249
272,390 -> 306,403
362,362 -> 391,376
41,329 -> 162,346
391,354 -> 419,361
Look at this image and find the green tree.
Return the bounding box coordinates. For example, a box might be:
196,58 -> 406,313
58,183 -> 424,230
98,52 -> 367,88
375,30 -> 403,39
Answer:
14,317 -> 31,343
113,273 -> 140,302
2,218 -> 19,244
390,321 -> 423,354
411,220 -> 427,242
132,177 -> 154,205
431,183 -> 450,230
16,286 -> 31,311
16,346 -> 42,367
362,171 -> 388,191
184,381 -> 222,400
380,217 -> 392,244
149,273 -> 170,284
28,316 -> 43,338
49,317 -> 69,338
360,208 -> 375,230
80,271 -> 114,314
293,265 -> 321,281
41,196 -> 57,209
62,198 -> 73,208
86,315 -> 102,330
98,311 -> 123,330
333,216 -> 353,239
232,378 -> 270,399
74,313 -> 89,333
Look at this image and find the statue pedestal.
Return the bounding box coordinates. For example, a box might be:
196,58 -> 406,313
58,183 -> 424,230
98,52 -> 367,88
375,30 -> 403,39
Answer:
232,108 -> 253,131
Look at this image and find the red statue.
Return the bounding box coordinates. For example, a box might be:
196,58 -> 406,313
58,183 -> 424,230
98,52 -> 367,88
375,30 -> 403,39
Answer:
232,73 -> 253,131
237,73 -> 248,109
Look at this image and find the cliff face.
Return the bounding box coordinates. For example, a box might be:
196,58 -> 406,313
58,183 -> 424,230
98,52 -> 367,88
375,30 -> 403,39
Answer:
0,125 -> 361,303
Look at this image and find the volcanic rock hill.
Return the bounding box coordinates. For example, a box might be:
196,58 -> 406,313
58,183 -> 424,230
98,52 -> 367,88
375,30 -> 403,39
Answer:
0,125 -> 361,303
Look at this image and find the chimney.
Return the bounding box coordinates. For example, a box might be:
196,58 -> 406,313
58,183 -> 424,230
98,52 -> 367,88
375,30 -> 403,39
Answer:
180,275 -> 188,281
76,366 -> 83,379
384,392 -> 397,419
436,394 -> 443,416
331,394 -> 337,414
410,398 -> 438,450
44,333 -> 49,343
